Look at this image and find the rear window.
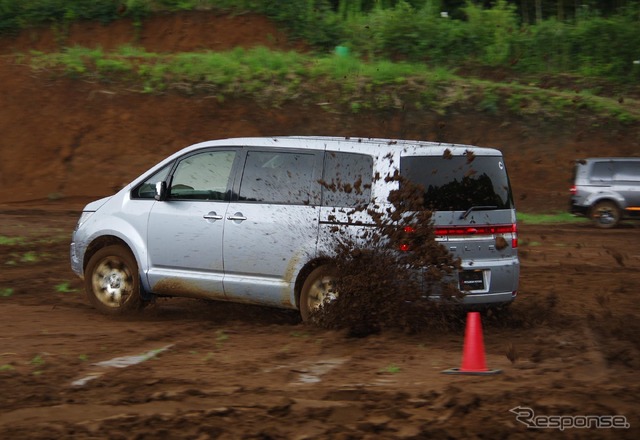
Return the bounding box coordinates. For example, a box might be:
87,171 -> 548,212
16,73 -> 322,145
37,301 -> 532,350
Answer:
400,155 -> 513,211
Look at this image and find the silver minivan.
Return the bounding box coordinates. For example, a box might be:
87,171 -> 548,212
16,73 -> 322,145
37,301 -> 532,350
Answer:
570,157 -> 640,228
70,137 -> 519,319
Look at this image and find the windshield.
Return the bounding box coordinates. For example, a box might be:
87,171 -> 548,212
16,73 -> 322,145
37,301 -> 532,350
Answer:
400,155 -> 514,211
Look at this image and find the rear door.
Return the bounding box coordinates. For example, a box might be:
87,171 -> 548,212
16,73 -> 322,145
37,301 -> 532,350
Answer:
222,148 -> 323,307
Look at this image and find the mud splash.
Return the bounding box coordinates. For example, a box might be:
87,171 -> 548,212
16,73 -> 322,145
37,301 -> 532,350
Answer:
313,168 -> 462,336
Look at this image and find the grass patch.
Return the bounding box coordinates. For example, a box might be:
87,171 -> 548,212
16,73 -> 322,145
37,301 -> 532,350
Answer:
29,354 -> 45,367
215,330 -> 229,348
20,251 -> 39,263
0,288 -> 14,297
0,236 -> 25,245
55,282 -> 77,293
379,363 -> 401,374
24,45 -> 639,123
517,212 -> 589,225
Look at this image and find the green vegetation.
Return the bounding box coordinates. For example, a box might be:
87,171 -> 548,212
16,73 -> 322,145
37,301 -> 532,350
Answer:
0,236 -> 25,245
1,232 -> 67,267
55,282 -> 77,293
517,212 -> 589,224
0,232 -> 68,247
379,363 -> 401,374
29,354 -> 45,367
0,288 -> 14,297
20,251 -> 39,263
215,329 -> 228,348
3,1 -> 639,123
26,45 -> 640,123
3,1 -> 639,83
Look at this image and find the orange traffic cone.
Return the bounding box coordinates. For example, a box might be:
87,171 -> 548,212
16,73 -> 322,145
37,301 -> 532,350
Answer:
443,312 -> 501,375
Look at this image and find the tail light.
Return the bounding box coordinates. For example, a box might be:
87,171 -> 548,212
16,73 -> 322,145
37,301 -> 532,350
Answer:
570,185 -> 577,195
399,226 -> 415,251
434,224 -> 518,248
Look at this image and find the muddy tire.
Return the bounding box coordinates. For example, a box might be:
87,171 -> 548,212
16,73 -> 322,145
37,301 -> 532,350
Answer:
590,201 -> 621,229
300,265 -> 338,322
84,245 -> 145,315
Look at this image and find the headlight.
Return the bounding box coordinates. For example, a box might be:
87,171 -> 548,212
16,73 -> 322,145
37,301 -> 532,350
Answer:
75,211 -> 95,231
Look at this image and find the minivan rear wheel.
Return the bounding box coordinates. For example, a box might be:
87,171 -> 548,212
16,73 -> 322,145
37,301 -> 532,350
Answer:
300,265 -> 338,322
590,201 -> 621,229
84,245 -> 145,315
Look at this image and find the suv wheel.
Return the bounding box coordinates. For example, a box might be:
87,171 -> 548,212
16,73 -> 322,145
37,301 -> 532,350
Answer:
590,201 -> 621,229
300,265 -> 338,322
85,245 -> 146,314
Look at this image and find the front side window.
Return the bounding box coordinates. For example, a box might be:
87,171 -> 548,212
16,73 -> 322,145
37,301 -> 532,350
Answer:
169,150 -> 236,201
401,155 -> 513,211
131,164 -> 172,199
238,151 -> 318,205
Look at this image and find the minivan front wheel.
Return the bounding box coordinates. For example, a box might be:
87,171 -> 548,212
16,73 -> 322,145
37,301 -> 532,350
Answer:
300,265 -> 338,322
591,201 -> 621,229
85,245 -> 145,315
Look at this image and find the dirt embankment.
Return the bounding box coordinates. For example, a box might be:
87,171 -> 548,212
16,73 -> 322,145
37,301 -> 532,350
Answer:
0,10 -> 638,212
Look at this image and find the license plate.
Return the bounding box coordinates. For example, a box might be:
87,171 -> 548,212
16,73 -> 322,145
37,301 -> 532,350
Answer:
459,270 -> 485,291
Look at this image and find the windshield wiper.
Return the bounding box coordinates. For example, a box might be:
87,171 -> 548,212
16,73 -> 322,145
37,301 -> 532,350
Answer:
460,205 -> 498,220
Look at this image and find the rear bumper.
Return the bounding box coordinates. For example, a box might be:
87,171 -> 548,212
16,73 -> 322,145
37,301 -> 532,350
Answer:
570,200 -> 589,216
418,259 -> 519,308
462,290 -> 516,306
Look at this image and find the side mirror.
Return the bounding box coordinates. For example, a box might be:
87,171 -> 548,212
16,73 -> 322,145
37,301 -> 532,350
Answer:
154,181 -> 167,201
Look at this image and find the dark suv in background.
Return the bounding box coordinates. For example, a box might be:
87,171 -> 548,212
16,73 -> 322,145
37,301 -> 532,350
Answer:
570,157 -> 640,228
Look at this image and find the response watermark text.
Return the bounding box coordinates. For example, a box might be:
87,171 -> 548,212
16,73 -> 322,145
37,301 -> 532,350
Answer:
510,406 -> 630,431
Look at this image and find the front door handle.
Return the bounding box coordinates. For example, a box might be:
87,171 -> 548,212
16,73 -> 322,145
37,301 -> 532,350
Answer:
203,211 -> 223,221
227,212 -> 247,221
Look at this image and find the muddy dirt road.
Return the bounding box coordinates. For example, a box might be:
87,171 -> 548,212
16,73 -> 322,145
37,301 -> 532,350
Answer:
0,207 -> 638,439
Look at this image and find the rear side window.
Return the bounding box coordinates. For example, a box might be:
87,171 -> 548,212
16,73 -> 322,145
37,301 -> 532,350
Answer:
590,162 -> 614,182
614,161 -> 640,182
238,151 -> 319,205
400,155 -> 513,211
322,152 -> 373,207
